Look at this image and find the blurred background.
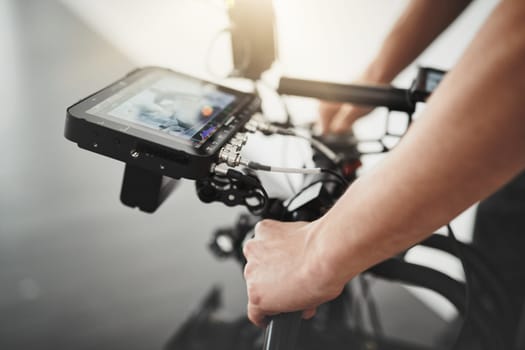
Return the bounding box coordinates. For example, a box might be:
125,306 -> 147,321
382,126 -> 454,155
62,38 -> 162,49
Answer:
0,0 -> 499,349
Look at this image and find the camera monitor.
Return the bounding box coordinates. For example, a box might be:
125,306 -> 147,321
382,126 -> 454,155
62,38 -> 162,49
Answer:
65,67 -> 260,180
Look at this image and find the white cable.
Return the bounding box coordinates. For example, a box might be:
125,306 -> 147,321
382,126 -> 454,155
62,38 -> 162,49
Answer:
239,159 -> 322,175
292,133 -> 339,162
264,166 -> 321,175
255,122 -> 341,163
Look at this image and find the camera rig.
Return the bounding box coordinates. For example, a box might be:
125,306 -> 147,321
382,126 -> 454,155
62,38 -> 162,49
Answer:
61,0 -> 524,346
117,66 -> 442,215
114,68 -> 512,349
64,56 -> 518,348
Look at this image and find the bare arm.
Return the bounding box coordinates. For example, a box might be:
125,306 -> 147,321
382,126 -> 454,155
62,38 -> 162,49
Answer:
244,0 -> 525,326
322,0 -> 473,133
317,0 -> 525,286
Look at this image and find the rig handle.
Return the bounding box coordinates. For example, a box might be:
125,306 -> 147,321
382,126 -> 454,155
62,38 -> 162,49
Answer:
262,311 -> 302,350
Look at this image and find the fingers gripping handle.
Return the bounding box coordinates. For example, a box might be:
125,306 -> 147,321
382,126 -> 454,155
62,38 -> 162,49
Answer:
242,230 -> 303,350
263,311 -> 302,350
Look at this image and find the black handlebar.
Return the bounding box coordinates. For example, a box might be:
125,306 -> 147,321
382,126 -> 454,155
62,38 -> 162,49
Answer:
277,77 -> 415,113
263,311 -> 303,350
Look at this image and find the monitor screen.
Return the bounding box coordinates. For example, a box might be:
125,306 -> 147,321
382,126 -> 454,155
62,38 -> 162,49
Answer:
87,71 -> 237,146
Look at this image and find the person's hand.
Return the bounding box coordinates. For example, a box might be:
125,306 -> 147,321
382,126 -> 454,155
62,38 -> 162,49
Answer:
318,72 -> 391,134
243,219 -> 344,327
319,101 -> 374,134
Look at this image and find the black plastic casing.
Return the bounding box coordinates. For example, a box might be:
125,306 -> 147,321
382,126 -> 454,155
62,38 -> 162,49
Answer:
64,67 -> 260,181
411,66 -> 447,101
278,77 -> 415,113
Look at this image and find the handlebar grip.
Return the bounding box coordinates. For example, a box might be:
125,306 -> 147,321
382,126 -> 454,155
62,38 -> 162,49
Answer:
277,77 -> 414,113
262,311 -> 302,350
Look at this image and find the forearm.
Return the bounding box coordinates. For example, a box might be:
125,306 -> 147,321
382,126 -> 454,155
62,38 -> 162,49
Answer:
314,0 -> 525,287
364,0 -> 472,83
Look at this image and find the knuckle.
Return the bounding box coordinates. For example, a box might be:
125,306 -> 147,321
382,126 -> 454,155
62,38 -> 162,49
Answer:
242,240 -> 253,257
255,219 -> 272,231
343,112 -> 354,121
341,112 -> 354,122
325,283 -> 344,301
247,284 -> 262,306
247,307 -> 262,327
253,225 -> 264,238
302,308 -> 316,320
247,312 -> 256,325
255,219 -> 279,236
243,263 -> 252,279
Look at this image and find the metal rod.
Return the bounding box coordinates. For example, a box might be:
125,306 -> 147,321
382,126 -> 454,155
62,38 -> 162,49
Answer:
278,77 -> 414,113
